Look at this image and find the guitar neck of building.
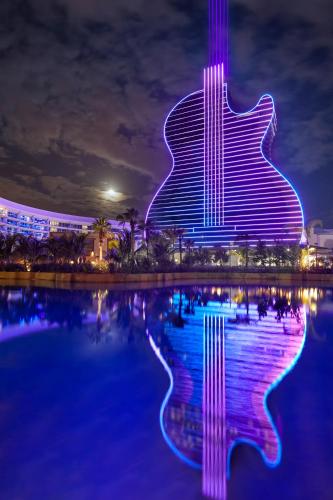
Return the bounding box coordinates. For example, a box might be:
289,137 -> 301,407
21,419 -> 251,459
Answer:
204,63 -> 225,228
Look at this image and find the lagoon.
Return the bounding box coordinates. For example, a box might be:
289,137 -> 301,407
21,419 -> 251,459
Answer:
0,284 -> 332,499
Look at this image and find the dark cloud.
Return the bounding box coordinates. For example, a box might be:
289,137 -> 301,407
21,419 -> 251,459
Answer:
0,0 -> 332,223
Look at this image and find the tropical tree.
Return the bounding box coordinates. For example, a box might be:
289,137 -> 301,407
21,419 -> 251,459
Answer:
234,234 -> 252,268
184,239 -> 196,266
16,235 -> 45,267
45,236 -> 64,263
62,233 -> 88,263
163,226 -> 185,264
0,233 -> 19,264
194,247 -> 211,266
93,217 -> 111,261
151,234 -> 171,268
253,240 -> 268,267
271,240 -> 288,267
163,227 -> 178,263
117,208 -> 139,260
138,219 -> 157,260
213,245 -> 229,266
176,228 -> 186,265
107,229 -> 133,270
286,243 -> 301,269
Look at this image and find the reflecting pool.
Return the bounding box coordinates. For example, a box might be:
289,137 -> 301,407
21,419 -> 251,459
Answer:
0,285 -> 332,499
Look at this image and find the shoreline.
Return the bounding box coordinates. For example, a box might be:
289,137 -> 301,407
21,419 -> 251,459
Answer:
0,270 -> 332,288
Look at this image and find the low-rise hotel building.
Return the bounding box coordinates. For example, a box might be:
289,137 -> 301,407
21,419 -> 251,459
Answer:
0,196 -> 120,259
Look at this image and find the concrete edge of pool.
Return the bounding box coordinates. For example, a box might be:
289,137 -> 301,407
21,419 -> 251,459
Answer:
0,270 -> 332,287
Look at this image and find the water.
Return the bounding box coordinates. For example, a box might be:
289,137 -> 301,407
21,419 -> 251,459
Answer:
0,284 -> 332,500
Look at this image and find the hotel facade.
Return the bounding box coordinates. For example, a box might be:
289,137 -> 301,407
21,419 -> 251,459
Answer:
0,196 -> 122,259
0,197 -> 100,239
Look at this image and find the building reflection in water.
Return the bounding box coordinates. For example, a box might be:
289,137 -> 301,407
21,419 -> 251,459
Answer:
0,284 -> 318,498
147,288 -> 306,500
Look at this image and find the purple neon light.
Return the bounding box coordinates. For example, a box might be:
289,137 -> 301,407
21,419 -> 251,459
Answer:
149,292 -> 306,500
146,11 -> 304,247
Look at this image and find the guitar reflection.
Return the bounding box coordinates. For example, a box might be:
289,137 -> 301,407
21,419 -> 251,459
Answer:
148,290 -> 306,499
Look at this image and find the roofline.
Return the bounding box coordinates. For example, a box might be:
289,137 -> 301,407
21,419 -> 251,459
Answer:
0,196 -> 118,225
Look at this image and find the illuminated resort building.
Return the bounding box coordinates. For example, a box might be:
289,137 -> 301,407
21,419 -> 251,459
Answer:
0,194 -> 122,256
0,196 -> 101,239
146,85 -> 305,248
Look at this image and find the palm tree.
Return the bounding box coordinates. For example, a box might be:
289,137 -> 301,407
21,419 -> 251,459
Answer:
138,219 -> 157,259
184,239 -> 195,265
175,228 -> 185,264
164,226 -> 185,263
45,236 -> 64,263
92,217 -> 111,261
253,240 -> 268,267
61,233 -> 88,263
234,233 -> 253,268
117,208 -> 139,260
151,234 -> 171,268
194,247 -> 211,266
213,245 -> 229,266
0,234 -> 19,264
16,235 -> 45,267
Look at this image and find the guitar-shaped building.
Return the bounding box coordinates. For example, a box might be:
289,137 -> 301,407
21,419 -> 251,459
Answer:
146,0 -> 304,248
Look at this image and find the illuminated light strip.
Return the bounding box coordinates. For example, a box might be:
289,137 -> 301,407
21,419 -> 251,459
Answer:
224,108 -> 273,119
223,124 -> 269,139
222,188 -> 290,200
224,165 -> 274,176
149,208 -> 302,223
169,114 -> 273,140
167,139 -> 203,150
223,117 -> 273,133
223,112 -> 273,128
223,113 -> 273,129
157,182 -> 292,198
224,183 -> 295,195
149,211 -> 303,222
167,118 -> 203,130
204,68 -> 207,227
167,129 -> 203,140
224,157 -> 269,165
145,90 -> 203,225
224,173 -> 283,185
147,333 -> 201,471
148,220 -> 302,233
168,99 -> 204,116
170,166 -> 203,175
154,191 -> 295,205
223,130 -> 268,145
152,193 -> 298,209
224,167 -> 282,181
168,106 -> 203,121
147,84 -> 304,245
214,65 -> 217,225
167,140 -> 203,152
167,114 -> 204,128
173,156 -> 204,165
173,153 -> 204,163
163,176 -> 287,190
224,145 -> 270,157
224,141 -> 262,153
224,87 -> 305,232
150,205 -> 302,218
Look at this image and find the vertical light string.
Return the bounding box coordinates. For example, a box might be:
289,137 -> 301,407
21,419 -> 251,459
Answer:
209,0 -> 228,71
214,65 -> 217,225
210,66 -> 213,225
204,62 -> 224,226
203,314 -> 227,499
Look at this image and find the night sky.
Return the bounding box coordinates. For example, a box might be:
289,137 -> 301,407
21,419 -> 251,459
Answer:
0,0 -> 332,224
